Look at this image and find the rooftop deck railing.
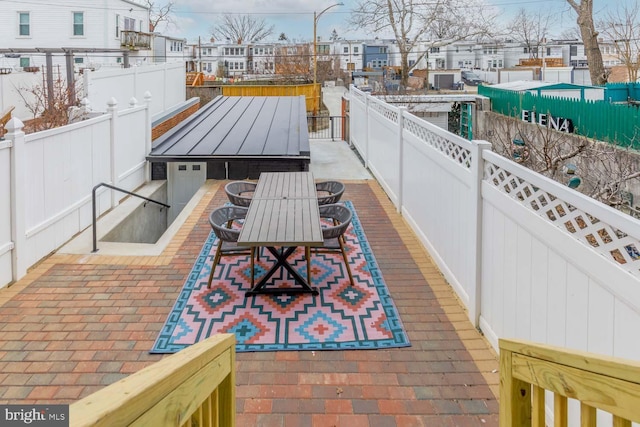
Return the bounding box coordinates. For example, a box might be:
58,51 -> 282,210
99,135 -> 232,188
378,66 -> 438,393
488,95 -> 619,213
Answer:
349,85 -> 640,425
500,338 -> 640,426
70,334 -> 236,426
4,80 -> 640,424
120,30 -> 152,50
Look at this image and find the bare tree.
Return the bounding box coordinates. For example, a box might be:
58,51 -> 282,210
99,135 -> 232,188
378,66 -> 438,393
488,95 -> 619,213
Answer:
566,0 -> 608,85
600,3 -> 640,83
507,8 -> 554,59
211,15 -> 274,44
558,25 -> 582,41
145,0 -> 175,32
274,44 -> 311,83
482,112 -> 640,210
349,0 -> 496,90
16,67 -> 83,134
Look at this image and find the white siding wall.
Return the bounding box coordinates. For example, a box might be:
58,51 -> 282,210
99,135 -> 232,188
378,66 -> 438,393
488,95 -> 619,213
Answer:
0,0 -> 148,55
1,0 -> 147,48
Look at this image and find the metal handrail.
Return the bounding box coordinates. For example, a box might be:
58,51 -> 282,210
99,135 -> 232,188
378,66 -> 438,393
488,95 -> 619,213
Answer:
92,183 -> 170,253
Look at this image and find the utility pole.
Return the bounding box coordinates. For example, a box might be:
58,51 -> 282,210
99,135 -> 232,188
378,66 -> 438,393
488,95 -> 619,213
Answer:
313,3 -> 343,116
541,38 -> 546,81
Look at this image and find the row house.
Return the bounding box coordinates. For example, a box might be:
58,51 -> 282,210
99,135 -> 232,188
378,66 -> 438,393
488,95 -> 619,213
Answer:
364,43 -> 390,70
219,44 -> 248,78
249,44 -> 276,75
1,0 -> 151,69
184,42 -> 220,74
181,37 -> 624,83
153,35 -> 187,64
446,40 -> 478,69
335,40 -> 364,73
275,44 -> 311,78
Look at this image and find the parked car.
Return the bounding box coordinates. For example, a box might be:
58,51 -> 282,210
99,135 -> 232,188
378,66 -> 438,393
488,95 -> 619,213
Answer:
461,70 -> 482,86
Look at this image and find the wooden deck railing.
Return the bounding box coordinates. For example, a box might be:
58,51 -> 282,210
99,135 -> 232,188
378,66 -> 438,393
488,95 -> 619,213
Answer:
120,30 -> 152,50
500,338 -> 640,426
187,72 -> 204,87
0,106 -> 14,136
70,334 -> 236,426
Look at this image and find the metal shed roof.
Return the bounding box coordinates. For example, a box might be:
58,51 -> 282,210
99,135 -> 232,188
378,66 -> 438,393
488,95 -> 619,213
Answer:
147,95 -> 310,162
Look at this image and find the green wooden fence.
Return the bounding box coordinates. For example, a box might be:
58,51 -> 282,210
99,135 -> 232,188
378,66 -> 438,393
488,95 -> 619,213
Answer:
478,86 -> 640,149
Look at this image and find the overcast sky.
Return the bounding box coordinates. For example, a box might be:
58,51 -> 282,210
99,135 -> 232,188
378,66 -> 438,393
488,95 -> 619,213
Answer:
157,0 -> 627,44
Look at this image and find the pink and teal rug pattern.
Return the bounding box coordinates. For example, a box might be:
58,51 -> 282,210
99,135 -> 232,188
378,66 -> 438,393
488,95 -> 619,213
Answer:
151,201 -> 410,353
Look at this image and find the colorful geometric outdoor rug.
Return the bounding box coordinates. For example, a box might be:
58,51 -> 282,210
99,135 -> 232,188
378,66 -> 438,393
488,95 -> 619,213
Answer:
151,201 -> 410,353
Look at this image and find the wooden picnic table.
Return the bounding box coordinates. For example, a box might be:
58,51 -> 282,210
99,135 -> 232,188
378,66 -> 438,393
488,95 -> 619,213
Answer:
238,171 -> 323,296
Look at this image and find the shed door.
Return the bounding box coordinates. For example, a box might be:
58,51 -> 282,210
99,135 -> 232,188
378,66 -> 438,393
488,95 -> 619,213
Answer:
434,74 -> 454,90
168,162 -> 206,224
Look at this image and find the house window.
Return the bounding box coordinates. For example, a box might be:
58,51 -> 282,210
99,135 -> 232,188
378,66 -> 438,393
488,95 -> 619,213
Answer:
20,57 -> 30,68
115,14 -> 120,37
19,12 -> 30,36
378,47 -> 387,54
354,47 -> 359,54
344,46 -> 348,53
124,17 -> 136,31
73,12 -> 84,36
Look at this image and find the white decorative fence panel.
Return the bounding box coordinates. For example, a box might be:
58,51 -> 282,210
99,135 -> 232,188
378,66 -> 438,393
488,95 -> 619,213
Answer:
116,105 -> 148,191
480,151 -> 640,361
84,62 -> 185,115
348,89 -> 368,160
2,96 -> 151,288
366,96 -> 401,205
348,85 -> 640,367
401,113 -> 479,309
0,141 -> 12,286
23,116 -> 113,268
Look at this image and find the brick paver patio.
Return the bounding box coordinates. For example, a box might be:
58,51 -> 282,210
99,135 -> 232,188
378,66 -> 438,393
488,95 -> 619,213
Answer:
0,180 -> 499,426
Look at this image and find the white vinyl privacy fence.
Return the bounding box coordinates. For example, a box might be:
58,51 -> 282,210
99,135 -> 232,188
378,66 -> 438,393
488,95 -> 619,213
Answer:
83,62 -> 185,115
0,95 -> 152,287
350,85 -> 640,365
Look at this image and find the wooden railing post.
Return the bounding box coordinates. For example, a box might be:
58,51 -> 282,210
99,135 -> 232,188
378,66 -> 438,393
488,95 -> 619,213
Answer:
499,340 -> 531,427
219,342 -> 236,426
